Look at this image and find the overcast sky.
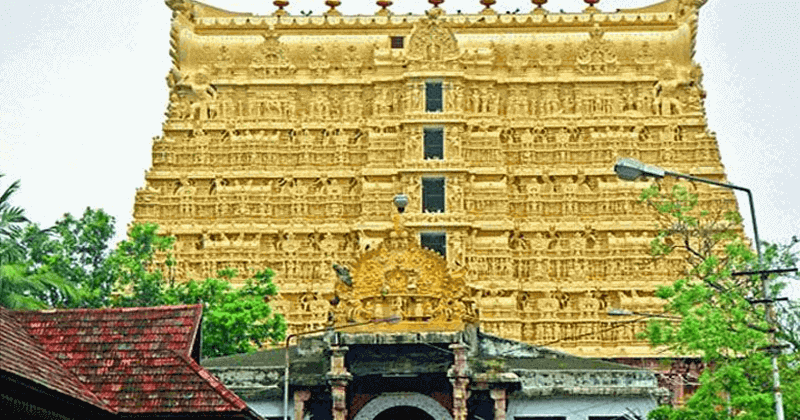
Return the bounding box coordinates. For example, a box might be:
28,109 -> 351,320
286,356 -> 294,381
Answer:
1,0 -> 798,296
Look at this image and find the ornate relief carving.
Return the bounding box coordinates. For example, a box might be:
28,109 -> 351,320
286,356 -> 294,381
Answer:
405,9 -> 461,70
333,224 -> 475,330
141,4 -> 733,356
576,24 -> 618,75
341,45 -> 363,76
506,44 -> 529,74
653,61 -> 692,116
309,45 -> 331,77
538,44 -> 561,74
251,32 -> 296,77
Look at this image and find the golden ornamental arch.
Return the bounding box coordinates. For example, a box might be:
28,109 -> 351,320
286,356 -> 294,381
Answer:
333,221 -> 476,332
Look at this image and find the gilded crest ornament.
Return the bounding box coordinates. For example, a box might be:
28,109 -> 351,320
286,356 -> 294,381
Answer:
332,225 -> 474,331
251,32 -> 296,78
576,23 -> 618,75
405,9 -> 461,70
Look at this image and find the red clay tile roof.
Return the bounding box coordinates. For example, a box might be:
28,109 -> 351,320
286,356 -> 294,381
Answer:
2,304 -> 249,414
0,309 -> 113,412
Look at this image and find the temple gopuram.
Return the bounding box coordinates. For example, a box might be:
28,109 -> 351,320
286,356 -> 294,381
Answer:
136,0 -> 730,396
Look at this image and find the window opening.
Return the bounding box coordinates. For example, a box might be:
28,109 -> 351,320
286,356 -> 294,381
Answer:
422,178 -> 445,213
423,127 -> 444,160
425,81 -> 443,112
391,36 -> 405,49
515,417 -> 567,420
420,232 -> 446,258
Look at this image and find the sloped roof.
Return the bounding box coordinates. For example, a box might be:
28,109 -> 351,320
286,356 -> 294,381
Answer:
1,305 -> 250,415
0,309 -> 112,412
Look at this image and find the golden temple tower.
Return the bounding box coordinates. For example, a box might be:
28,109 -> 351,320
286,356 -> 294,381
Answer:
135,0 -> 736,358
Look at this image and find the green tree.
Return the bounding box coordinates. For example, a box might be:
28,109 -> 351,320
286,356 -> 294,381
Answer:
109,222 -> 286,356
108,222 -> 176,308
164,268 -> 286,357
638,183 -> 800,420
21,208 -> 116,307
0,173 -> 28,264
0,174 -> 80,309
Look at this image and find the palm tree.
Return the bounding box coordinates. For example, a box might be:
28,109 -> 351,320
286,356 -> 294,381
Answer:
0,173 -> 79,309
0,173 -> 28,264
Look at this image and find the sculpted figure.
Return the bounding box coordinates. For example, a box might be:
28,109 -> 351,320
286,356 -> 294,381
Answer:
653,61 -> 690,116
342,45 -> 362,76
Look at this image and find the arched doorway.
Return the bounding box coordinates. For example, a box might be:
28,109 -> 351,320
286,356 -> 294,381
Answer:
352,392 -> 452,420
374,406 -> 434,420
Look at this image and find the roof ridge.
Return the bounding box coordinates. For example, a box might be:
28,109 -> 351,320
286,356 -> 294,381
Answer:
170,349 -> 249,412
0,308 -> 115,413
13,303 -> 203,315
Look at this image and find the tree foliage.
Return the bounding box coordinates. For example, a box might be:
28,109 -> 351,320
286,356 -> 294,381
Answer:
100,221 -> 286,357
639,183 -> 799,420
0,173 -> 28,265
164,268 -> 286,357
21,208 -> 116,307
0,178 -> 286,356
0,174 -> 78,309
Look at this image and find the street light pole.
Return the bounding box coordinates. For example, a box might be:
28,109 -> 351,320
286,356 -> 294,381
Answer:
283,315 -> 401,420
613,157 -> 783,420
607,308 -> 682,321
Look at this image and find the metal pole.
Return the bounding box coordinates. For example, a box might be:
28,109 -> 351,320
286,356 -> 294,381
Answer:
664,171 -> 782,420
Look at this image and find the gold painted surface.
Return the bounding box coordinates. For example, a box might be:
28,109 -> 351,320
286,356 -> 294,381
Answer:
136,0 -> 735,357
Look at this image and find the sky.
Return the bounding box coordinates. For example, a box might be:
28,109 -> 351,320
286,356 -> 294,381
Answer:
1,0 -> 798,296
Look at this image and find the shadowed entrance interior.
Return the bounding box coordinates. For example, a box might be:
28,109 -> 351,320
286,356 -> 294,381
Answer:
374,405 -> 435,420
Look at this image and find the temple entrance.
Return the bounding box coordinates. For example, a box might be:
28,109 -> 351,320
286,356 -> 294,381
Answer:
352,393 -> 453,420
374,406 -> 435,420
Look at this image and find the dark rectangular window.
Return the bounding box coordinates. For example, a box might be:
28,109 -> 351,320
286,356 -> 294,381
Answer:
420,232 -> 446,258
516,417 -> 567,420
588,417 -> 626,420
422,178 -> 445,213
391,36 -> 405,49
425,81 -> 443,112
423,127 -> 444,160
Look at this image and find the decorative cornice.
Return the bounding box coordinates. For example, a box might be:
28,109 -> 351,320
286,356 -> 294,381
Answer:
192,12 -> 679,33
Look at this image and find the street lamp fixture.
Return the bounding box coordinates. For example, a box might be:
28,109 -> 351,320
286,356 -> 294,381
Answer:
613,158 -> 666,181
393,193 -> 409,214
612,157 -> 785,420
283,315 -> 402,420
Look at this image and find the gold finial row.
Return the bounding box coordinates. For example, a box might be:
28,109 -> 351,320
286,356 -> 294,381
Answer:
479,0 -> 497,15
376,1 -> 392,16
273,0 -> 289,16
324,0 -> 342,16
532,0 -> 548,14
270,0 -> 600,17
584,0 -> 600,13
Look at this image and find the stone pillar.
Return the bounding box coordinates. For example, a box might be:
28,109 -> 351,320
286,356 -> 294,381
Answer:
490,388 -> 507,420
449,343 -> 470,420
294,390 -> 311,420
327,346 -> 352,420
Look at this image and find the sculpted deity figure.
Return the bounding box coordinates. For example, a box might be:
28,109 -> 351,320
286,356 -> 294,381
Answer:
447,177 -> 463,213
309,45 -> 331,77
539,44 -> 562,74
342,45 -> 362,76
506,44 -> 528,74
181,69 -> 218,121
214,45 -> 235,77
445,82 -> 457,111
653,61 -> 690,116
448,126 -> 462,159
409,83 -> 422,112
